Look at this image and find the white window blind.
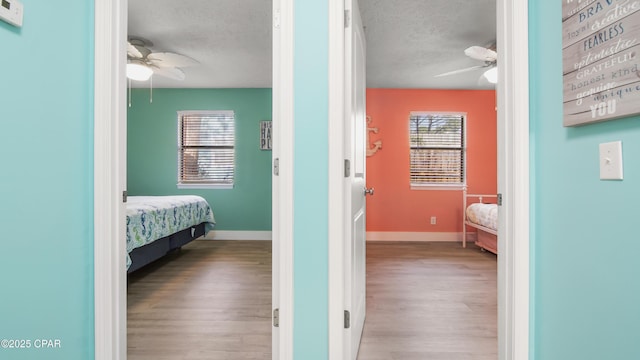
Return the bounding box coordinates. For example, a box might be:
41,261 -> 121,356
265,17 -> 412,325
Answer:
178,111 -> 235,187
409,112 -> 465,186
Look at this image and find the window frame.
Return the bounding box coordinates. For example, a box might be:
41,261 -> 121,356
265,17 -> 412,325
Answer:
176,110 -> 235,189
408,111 -> 467,190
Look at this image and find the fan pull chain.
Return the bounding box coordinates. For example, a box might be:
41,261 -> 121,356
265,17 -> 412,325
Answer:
149,75 -> 153,103
128,78 -> 132,108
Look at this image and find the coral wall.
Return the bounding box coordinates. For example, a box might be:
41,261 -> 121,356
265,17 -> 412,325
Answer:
366,89 -> 497,234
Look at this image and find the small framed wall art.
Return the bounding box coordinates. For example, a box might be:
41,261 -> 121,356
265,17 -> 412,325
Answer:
260,120 -> 272,150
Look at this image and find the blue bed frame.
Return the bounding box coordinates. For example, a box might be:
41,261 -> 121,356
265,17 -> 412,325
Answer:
127,222 -> 207,273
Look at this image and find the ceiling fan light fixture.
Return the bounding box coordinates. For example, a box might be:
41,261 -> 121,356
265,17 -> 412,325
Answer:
483,67 -> 498,84
126,62 -> 153,81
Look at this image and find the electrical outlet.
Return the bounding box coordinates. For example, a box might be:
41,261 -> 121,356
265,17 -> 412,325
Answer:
430,216 -> 436,225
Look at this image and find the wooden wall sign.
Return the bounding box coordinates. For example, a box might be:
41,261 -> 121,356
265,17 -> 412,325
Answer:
563,0 -> 640,126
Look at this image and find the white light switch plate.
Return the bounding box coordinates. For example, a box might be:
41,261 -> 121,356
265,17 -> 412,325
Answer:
599,141 -> 623,180
0,0 -> 23,27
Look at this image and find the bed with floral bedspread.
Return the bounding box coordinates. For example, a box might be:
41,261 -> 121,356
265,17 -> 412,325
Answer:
126,195 -> 216,272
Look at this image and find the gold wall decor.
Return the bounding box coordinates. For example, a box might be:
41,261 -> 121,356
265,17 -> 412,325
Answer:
367,116 -> 382,157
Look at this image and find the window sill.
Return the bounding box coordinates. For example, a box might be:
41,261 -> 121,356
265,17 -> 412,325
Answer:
411,184 -> 466,191
177,183 -> 234,190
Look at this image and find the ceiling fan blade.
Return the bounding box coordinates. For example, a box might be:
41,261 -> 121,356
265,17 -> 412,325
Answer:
434,64 -> 487,77
151,66 -> 186,81
464,46 -> 497,62
148,52 -> 199,68
127,41 -> 143,59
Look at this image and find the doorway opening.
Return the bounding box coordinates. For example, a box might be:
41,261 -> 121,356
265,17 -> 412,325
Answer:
94,1 -> 276,359
358,3 -> 498,352
124,1 -> 275,357
328,0 -> 529,359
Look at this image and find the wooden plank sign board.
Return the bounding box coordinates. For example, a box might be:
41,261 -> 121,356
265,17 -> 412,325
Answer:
563,0 -> 640,126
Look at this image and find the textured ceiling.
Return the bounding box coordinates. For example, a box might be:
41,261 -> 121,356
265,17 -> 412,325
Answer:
128,0 -> 272,88
361,0 -> 496,89
128,0 -> 496,89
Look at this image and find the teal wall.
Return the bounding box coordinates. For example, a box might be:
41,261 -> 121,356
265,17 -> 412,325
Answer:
127,88 -> 272,231
530,1 -> 640,359
11,2 -> 640,359
293,0 -> 329,358
0,2 -> 95,360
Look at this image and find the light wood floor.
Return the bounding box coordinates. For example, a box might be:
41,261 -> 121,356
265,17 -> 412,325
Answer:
127,240 -> 496,360
357,242 -> 497,360
127,240 -> 272,360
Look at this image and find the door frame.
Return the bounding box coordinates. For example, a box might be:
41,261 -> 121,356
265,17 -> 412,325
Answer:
94,0 -> 529,359
496,1 -> 530,359
327,1 -> 530,360
327,0 -> 347,358
272,0 -> 295,359
93,0 -> 294,359
94,0 -> 128,359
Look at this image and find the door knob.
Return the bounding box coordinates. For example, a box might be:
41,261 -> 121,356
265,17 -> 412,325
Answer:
364,187 -> 374,196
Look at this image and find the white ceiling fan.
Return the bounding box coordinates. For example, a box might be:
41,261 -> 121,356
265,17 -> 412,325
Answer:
435,45 -> 497,84
126,36 -> 199,82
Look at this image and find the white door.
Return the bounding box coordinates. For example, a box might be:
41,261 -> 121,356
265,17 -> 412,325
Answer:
344,0 -> 367,358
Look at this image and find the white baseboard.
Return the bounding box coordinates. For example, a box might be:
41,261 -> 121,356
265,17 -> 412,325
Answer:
366,231 -> 457,242
201,230 -> 477,243
201,230 -> 272,241
366,231 -> 477,242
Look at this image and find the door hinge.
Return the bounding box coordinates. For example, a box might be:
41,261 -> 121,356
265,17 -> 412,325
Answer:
274,158 -> 279,176
122,190 -> 128,203
497,193 -> 503,206
344,9 -> 350,28
344,310 -> 350,329
344,159 -> 350,177
273,308 -> 279,327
